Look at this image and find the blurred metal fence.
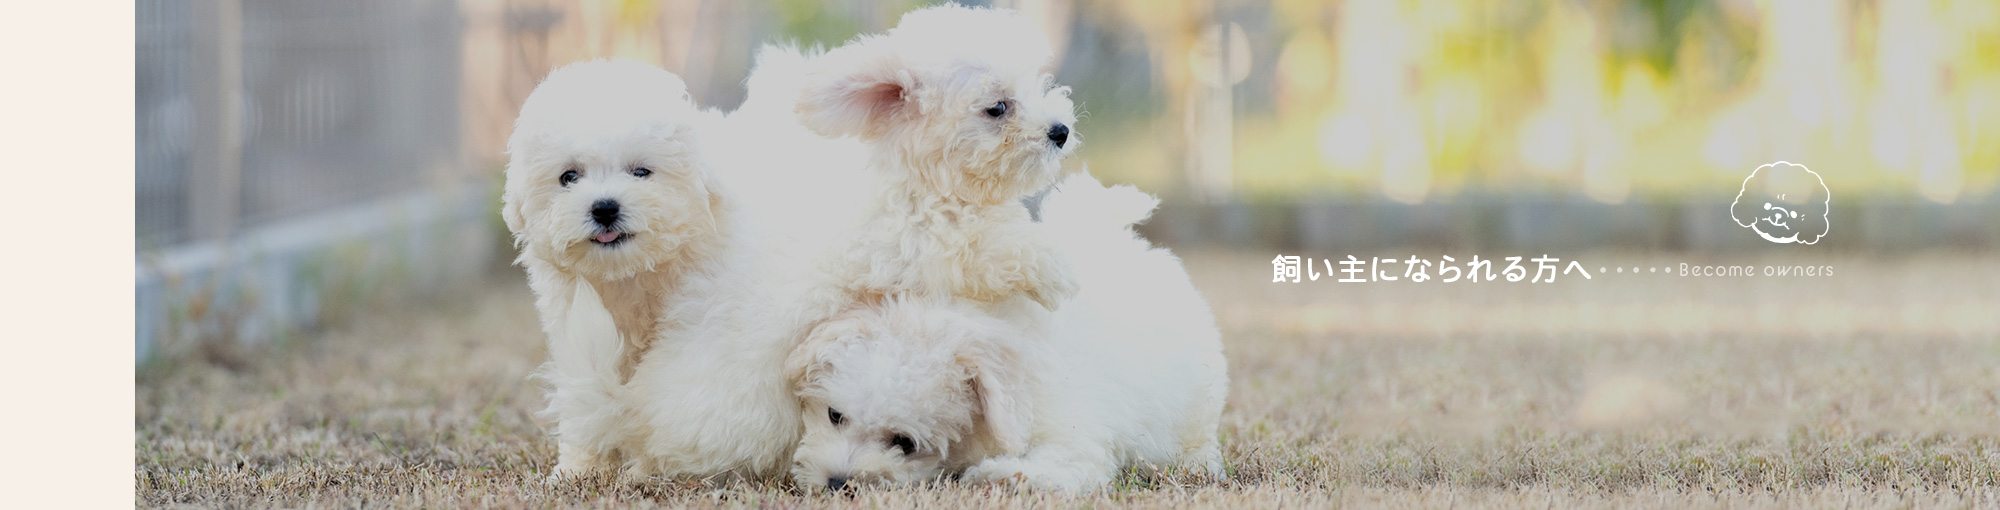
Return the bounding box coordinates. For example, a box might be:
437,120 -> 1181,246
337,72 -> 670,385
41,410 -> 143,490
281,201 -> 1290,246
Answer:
137,0 -> 496,360
138,0 -> 462,247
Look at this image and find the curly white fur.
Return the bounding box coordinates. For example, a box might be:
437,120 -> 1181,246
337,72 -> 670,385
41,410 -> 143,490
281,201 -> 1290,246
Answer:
798,4 -> 1081,311
784,298 -> 1042,489
959,173 -> 1229,490
502,59 -> 723,382
777,5 -> 1224,492
506,56 -> 872,480
511,6 -> 1226,490
787,172 -> 1229,491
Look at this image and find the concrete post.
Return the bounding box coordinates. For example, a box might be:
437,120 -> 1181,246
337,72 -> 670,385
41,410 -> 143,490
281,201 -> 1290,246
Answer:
188,0 -> 243,241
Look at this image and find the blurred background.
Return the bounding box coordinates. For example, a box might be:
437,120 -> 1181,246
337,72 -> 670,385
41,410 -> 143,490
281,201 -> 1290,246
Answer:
134,0 -> 2000,358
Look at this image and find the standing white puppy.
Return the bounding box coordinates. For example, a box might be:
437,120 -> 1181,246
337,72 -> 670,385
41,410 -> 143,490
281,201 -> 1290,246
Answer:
797,4 -> 1081,313
782,5 -> 1225,491
780,7 -> 1085,482
505,56 -> 870,479
503,59 -> 722,382
501,60 -> 733,475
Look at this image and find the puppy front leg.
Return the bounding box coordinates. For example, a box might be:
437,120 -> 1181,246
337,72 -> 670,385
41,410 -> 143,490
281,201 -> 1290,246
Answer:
961,441 -> 1116,491
1017,243 -> 1077,311
547,279 -> 633,479
972,225 -> 1076,310
553,441 -> 617,479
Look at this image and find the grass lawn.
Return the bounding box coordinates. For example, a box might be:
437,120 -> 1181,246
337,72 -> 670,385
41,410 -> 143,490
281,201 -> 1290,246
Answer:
136,250 -> 2000,508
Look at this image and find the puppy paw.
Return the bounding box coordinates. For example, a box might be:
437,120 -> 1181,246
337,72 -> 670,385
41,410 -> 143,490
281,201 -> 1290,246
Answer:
962,457 -> 1033,485
553,443 -> 616,480
1019,248 -> 1078,311
963,457 -> 1098,491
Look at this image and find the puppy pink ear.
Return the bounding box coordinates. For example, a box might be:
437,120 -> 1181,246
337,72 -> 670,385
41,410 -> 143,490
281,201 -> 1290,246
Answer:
958,338 -> 1033,455
796,40 -> 915,140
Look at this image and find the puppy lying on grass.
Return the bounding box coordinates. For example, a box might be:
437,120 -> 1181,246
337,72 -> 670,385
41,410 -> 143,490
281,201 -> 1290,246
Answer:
785,173 -> 1230,491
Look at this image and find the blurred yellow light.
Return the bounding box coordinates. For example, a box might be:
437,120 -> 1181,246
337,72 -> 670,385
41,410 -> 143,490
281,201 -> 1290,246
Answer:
1317,111 -> 1375,171
1274,31 -> 1334,111
1380,115 -> 1431,204
1313,0 -> 1429,201
1870,0 -> 1944,176
1616,65 -> 1669,131
1516,3 -> 1606,181
1582,131 -> 1630,204
1519,110 -> 1577,175
1918,123 -> 1965,204
1761,0 -> 1854,128
1333,0 -> 1413,107
1189,23 -> 1251,87
1703,106 -> 1761,173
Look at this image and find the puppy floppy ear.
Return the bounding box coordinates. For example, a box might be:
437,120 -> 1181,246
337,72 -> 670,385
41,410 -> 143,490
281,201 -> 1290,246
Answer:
498,164 -> 535,252
500,185 -> 526,239
670,121 -> 728,238
796,39 -> 916,140
785,313 -> 867,389
957,333 -> 1033,455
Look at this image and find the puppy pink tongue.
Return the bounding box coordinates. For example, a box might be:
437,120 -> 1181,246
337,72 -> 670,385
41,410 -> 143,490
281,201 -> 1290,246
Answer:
595,232 -> 621,243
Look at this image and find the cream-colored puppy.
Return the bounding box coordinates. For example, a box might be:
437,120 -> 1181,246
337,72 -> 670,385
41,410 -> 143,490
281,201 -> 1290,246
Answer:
508,55 -> 870,479
797,4 -> 1080,313
503,59 -> 721,381
502,59 -> 731,474
784,297 -> 1040,490
605,47 -> 869,480
786,173 -> 1230,491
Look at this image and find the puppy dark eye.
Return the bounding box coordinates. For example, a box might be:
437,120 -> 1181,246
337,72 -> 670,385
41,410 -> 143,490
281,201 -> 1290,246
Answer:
559,170 -> 579,187
984,101 -> 1007,118
828,408 -> 844,426
631,167 -> 652,178
889,434 -> 915,455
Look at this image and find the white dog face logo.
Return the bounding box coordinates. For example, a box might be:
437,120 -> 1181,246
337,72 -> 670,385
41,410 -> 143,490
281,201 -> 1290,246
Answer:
797,5 -> 1078,205
501,59 -> 722,280
784,301 -> 1031,491
1729,161 -> 1830,245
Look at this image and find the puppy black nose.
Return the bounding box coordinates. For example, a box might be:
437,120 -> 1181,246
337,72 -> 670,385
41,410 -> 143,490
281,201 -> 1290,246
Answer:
1048,123 -> 1070,148
590,199 -> 620,227
826,476 -> 847,491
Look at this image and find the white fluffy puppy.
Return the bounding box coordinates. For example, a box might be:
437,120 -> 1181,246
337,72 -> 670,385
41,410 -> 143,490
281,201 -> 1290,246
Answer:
601,47 -> 870,480
785,173 -> 1230,491
797,4 -> 1080,312
503,59 -> 722,382
502,60 -> 733,474
507,56 -> 870,478
785,298 -> 1042,490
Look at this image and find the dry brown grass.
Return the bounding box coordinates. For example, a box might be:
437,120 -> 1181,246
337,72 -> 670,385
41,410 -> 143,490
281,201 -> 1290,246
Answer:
136,251 -> 2000,508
